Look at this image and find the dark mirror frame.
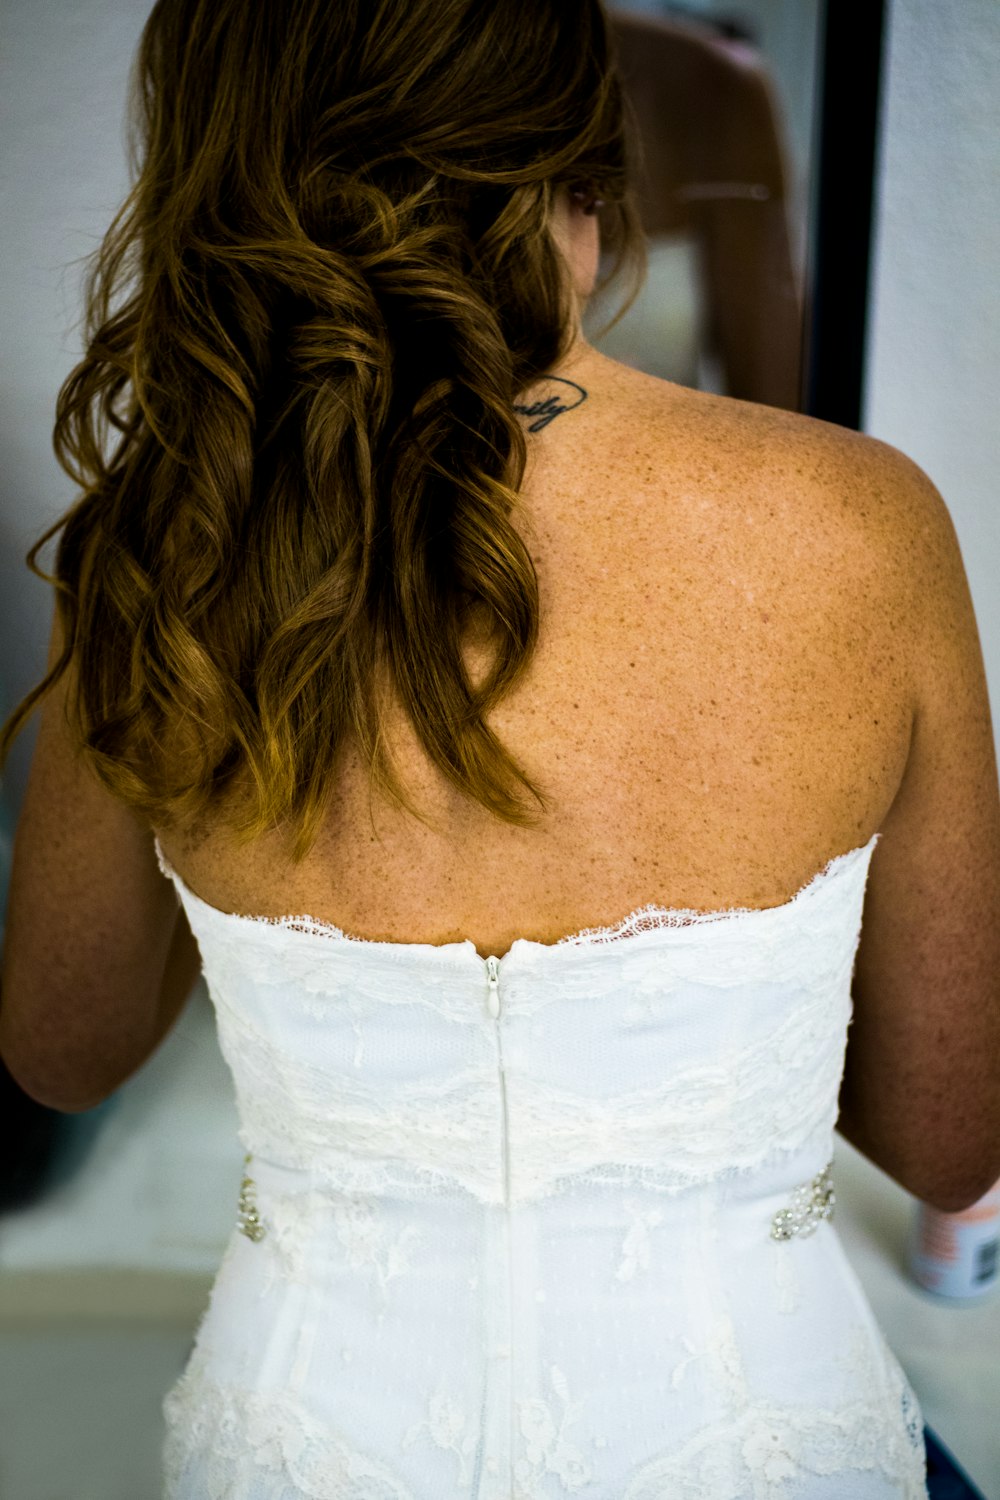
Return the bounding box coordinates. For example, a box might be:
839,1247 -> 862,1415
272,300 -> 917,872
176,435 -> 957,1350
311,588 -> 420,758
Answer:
804,0 -> 888,429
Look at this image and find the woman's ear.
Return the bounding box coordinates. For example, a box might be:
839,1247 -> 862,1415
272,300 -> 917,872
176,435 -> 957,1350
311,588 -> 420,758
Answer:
550,183 -> 601,301
568,182 -> 606,216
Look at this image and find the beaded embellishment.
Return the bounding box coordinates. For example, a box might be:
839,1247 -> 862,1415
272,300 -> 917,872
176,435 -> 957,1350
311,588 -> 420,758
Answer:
770,1162 -> 835,1241
237,1153 -> 267,1242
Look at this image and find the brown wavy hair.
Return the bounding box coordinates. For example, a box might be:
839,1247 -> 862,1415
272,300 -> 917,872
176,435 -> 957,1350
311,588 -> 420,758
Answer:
0,0 -> 645,861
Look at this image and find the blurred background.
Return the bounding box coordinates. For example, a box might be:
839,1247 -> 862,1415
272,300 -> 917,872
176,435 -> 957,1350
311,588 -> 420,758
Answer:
1,1 -> 998,1496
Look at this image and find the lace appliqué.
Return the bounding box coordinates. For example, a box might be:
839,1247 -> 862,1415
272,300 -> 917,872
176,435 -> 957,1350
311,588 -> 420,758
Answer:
770,1162 -> 835,1241
236,1163 -> 426,1308
222,980 -> 852,1208
330,1193 -> 424,1320
163,1371 -> 420,1500
619,1325 -> 928,1500
162,1334 -> 928,1500
614,1199 -> 666,1281
402,1386 -> 479,1490
515,1364 -> 594,1493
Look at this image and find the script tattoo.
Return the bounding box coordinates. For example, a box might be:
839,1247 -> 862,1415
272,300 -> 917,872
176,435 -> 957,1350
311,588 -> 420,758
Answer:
513,377 -> 588,431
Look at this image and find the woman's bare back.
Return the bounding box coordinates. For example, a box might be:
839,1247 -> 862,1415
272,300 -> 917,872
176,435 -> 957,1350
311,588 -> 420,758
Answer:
154,347 -> 915,959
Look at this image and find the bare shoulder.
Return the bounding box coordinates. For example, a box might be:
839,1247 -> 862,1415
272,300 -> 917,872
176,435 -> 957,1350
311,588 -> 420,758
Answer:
608,362 -> 958,606
622,362 -> 937,512
602,365 -> 979,735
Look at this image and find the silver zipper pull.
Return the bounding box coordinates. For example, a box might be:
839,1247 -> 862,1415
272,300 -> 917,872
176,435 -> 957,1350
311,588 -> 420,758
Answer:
485,955 -> 501,1018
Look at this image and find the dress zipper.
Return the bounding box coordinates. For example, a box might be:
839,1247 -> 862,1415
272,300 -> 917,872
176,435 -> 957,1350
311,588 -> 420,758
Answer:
485,953 -> 514,1487
485,955 -> 509,1206
486,954 -> 501,1017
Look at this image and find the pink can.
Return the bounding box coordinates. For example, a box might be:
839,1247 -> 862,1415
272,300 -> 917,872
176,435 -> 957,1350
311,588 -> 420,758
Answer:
907,1177 -> 1000,1302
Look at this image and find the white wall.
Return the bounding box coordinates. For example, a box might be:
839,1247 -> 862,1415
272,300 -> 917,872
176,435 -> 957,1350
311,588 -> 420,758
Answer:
0,0 -> 149,820
864,0 -> 1000,758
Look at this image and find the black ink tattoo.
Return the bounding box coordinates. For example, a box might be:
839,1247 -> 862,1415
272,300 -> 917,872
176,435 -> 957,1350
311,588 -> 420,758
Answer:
512,377 -> 588,431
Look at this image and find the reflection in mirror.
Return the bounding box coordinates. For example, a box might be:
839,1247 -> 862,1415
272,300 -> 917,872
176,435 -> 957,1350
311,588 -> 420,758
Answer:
588,0 -> 822,412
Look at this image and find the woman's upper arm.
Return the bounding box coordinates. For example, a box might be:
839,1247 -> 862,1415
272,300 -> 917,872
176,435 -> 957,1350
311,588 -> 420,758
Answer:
839,439 -> 1000,1212
0,604 -> 189,1112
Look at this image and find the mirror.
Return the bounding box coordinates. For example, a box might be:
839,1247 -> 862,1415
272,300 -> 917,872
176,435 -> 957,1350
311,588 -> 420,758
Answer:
588,0 -> 823,413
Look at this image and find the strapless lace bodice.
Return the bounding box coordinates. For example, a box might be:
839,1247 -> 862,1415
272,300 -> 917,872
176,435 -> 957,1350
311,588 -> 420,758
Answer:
155,831 -> 929,1499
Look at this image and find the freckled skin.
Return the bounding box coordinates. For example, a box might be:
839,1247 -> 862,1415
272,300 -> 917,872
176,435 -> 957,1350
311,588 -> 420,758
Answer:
156,345 -> 915,959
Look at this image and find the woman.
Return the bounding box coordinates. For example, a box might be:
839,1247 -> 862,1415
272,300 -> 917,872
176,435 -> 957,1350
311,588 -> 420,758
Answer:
1,1 -> 997,1496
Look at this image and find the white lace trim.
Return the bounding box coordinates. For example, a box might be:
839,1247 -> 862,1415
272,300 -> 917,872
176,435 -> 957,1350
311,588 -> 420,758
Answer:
222,981 -> 850,1204
153,832 -> 879,961
552,835 -> 877,945
618,1341 -> 928,1499
162,1321 -> 928,1500
163,1376 -> 421,1500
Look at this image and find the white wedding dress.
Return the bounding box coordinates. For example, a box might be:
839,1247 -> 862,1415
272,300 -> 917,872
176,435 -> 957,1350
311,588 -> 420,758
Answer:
155,829 -> 929,1499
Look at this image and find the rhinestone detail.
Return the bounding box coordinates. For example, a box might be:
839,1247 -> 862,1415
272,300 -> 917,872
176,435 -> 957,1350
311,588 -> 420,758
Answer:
237,1153 -> 267,1242
770,1162 -> 835,1241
